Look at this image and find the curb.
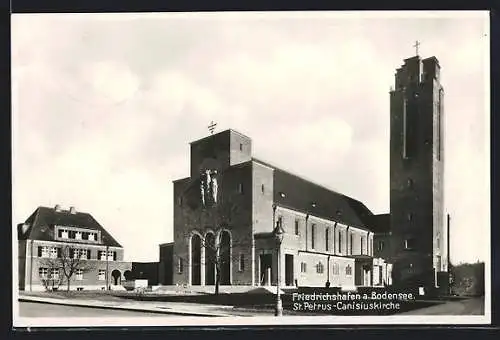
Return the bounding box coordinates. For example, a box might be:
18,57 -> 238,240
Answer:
19,297 -> 227,317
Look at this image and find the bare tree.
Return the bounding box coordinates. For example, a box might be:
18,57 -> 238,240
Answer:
39,245 -> 96,292
38,258 -> 63,292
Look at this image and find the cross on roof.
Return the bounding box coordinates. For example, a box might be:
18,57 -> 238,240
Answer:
413,40 -> 421,56
208,121 -> 217,135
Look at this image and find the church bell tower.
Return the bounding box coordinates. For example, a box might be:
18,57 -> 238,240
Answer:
389,48 -> 447,291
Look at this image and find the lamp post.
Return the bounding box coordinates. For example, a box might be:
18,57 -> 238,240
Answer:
272,203 -> 285,316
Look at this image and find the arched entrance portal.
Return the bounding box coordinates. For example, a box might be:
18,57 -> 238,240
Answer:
191,234 -> 202,285
111,269 -> 121,285
205,233 -> 216,285
219,230 -> 231,285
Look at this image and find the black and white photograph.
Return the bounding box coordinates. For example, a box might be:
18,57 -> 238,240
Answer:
11,11 -> 490,327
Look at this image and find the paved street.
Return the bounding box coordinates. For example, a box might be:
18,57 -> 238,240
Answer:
19,302 -> 172,317
401,297 -> 485,315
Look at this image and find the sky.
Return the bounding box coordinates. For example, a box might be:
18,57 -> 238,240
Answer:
11,11 -> 489,264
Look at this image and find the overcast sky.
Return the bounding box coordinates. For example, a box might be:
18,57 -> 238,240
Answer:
12,11 -> 489,263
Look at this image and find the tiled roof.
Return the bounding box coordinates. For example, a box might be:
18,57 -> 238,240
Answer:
17,206 -> 122,247
253,158 -> 376,232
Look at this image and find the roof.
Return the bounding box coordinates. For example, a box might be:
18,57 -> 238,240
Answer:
368,213 -> 391,233
189,129 -> 250,146
253,158 -> 375,232
17,206 -> 123,247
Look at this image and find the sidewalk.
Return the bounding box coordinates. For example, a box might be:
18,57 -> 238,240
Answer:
19,294 -> 262,317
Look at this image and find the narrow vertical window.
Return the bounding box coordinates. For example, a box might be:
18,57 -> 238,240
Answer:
239,254 -> 245,272
437,88 -> 443,161
403,97 -> 408,159
338,232 -> 342,254
237,183 -> 244,194
311,224 -> 316,249
261,184 -> 265,194
239,143 -> 243,151
294,220 -> 299,235
325,228 -> 330,252
177,258 -> 184,274
350,232 -> 353,255
360,237 -> 364,255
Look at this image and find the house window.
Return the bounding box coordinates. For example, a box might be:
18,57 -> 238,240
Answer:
294,220 -> 299,235
98,269 -> 106,281
333,263 -> 340,275
349,232 -> 353,255
177,258 -> 184,274
99,250 -> 114,261
237,183 -> 244,194
88,233 -> 96,241
50,247 -> 58,259
75,269 -> 84,281
75,232 -> 82,240
316,262 -> 324,274
50,268 -> 60,280
40,246 -> 50,258
73,249 -> 88,259
346,265 -> 353,276
38,268 -> 48,279
239,254 -> 245,272
311,224 -> 316,249
325,228 -> 330,252
300,262 -> 307,273
404,238 -> 416,250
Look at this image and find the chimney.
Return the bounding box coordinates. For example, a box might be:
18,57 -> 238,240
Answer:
54,204 -> 62,212
69,206 -> 77,214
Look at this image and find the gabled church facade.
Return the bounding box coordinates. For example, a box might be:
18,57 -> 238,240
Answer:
172,129 -> 392,288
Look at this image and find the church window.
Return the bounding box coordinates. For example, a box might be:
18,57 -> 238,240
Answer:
316,262 -> 324,274
261,184 -> 265,194
349,232 -> 353,255
237,183 -> 244,194
177,258 -> 184,274
338,232 -> 342,254
333,263 -> 340,275
407,213 -> 413,222
294,220 -> 299,235
360,237 -> 364,255
279,192 -> 286,198
239,143 -> 243,151
239,254 -> 245,272
404,238 -> 416,250
311,202 -> 317,208
378,241 -> 385,251
311,224 -> 316,249
300,262 -> 307,273
178,196 -> 183,206
437,88 -> 443,161
407,178 -> 414,189
325,228 -> 330,252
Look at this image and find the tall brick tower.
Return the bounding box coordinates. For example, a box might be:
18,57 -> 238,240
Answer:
389,51 -> 447,292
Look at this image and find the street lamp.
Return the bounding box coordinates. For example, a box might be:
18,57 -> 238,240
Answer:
272,203 -> 285,316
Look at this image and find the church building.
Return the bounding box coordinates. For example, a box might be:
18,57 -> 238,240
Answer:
172,129 -> 392,289
389,53 -> 448,292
